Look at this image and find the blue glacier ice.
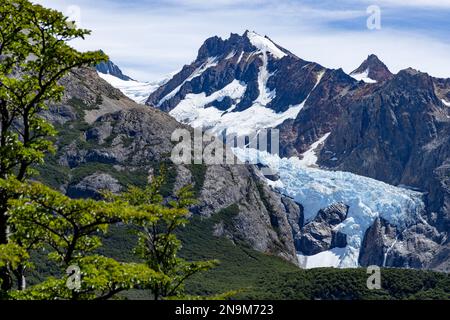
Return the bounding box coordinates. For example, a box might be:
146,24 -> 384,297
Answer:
232,148 -> 426,268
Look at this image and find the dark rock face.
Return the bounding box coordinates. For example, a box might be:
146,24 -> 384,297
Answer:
359,217 -> 444,270
96,58 -> 133,81
297,203 -> 348,255
359,218 -> 398,266
277,68 -> 358,157
350,54 -> 393,82
317,69 -> 450,270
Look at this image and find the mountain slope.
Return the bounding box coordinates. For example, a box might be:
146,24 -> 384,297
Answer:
40,66 -> 306,264
99,31 -> 450,270
318,68 -> 450,270
138,31 -> 450,271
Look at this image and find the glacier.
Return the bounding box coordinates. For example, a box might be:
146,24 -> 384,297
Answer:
232,147 -> 425,268
98,72 -> 170,104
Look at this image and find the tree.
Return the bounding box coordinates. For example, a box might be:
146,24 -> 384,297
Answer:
1,174 -> 217,300
109,171 -> 218,300
0,0 -> 107,292
0,1 -> 219,300
0,178 -> 166,300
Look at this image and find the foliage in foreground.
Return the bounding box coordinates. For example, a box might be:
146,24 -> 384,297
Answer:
0,0 -> 216,300
0,0 -> 106,293
177,206 -> 450,300
0,175 -> 216,300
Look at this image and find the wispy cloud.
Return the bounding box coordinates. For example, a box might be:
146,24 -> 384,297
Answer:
33,0 -> 450,80
361,0 -> 450,8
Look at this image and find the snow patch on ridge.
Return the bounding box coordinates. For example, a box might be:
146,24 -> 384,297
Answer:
298,132 -> 331,167
246,31 -> 287,59
442,99 -> 450,107
225,50 -> 236,60
254,51 -> 276,106
297,248 -> 347,269
350,69 -> 377,84
232,148 -> 425,268
158,57 -> 219,106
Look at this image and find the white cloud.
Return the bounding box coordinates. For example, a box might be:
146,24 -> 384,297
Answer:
33,0 -> 450,81
276,29 -> 450,77
362,0 -> 450,8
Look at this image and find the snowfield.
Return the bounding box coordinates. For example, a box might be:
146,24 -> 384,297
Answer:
158,57 -> 219,106
232,147 -> 425,268
98,72 -> 170,104
169,62 -> 324,136
350,69 -> 377,84
169,77 -> 307,136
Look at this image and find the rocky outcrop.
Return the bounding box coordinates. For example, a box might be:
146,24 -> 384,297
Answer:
359,217 -> 445,270
297,203 -> 348,255
359,217 -> 398,266
67,173 -> 122,199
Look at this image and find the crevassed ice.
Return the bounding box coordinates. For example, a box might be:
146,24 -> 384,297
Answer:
232,147 -> 425,268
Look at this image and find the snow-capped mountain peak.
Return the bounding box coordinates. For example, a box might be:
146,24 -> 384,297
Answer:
146,31 -> 330,135
100,32 -> 450,271
245,30 -> 287,59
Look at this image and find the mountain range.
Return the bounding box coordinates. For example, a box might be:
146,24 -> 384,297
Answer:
92,30 -> 450,271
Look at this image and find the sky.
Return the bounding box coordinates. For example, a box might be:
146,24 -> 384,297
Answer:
34,0 -> 450,81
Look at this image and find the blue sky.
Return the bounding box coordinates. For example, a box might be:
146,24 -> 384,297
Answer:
34,0 -> 450,81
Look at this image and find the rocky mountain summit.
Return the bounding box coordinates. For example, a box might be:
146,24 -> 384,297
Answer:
350,54 -> 393,83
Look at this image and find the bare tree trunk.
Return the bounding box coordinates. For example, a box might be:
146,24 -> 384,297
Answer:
0,205 -> 12,293
14,266 -> 26,291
